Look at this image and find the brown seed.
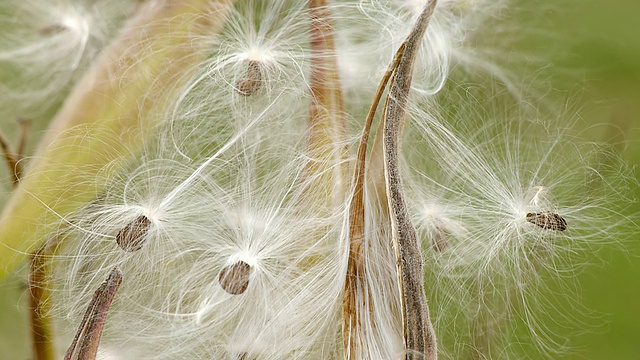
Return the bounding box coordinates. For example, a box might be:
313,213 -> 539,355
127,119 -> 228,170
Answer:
235,60 -> 263,96
431,225 -> 449,252
525,212 -> 567,231
115,215 -> 151,252
219,260 -> 252,295
39,24 -> 68,36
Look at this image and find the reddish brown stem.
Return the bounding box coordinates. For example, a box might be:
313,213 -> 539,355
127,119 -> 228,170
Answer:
305,0 -> 348,211
64,267 -> 123,360
29,238 -> 58,360
0,118 -> 28,186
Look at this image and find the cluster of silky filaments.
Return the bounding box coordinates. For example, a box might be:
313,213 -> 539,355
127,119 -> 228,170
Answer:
53,119 -> 347,359
402,74 -> 633,358
0,0 -> 134,118
340,0 -> 631,359
49,1 -> 349,359
41,0 -> 633,359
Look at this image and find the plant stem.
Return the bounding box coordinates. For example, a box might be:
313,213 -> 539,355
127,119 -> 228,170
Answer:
29,238 -> 58,360
0,119 -> 29,186
306,0 -> 349,212
64,268 -> 123,360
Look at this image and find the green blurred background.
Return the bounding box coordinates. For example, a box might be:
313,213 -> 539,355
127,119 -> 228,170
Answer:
1,0 -> 640,359
551,1 -> 640,358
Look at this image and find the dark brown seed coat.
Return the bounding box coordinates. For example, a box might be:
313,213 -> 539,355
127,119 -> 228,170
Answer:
115,215 -> 151,252
219,260 -> 252,295
431,225 -> 449,252
235,60 -> 263,96
526,212 -> 567,231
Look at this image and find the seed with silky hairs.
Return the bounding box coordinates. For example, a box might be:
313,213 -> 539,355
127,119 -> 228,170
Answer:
219,260 -> 252,295
235,60 -> 263,96
115,215 -> 151,252
525,212 -> 567,231
39,24 -> 68,36
431,225 -> 449,252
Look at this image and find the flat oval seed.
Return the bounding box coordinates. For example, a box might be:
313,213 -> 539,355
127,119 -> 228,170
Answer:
115,215 -> 151,252
235,60 -> 262,96
219,260 -> 252,295
40,24 -> 68,36
431,225 -> 449,252
525,212 -> 567,231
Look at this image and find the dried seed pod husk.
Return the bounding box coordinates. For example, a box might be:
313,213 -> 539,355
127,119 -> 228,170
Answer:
235,60 -> 262,96
380,1 -> 438,357
115,215 -> 151,252
526,212 -> 567,231
219,260 -> 252,295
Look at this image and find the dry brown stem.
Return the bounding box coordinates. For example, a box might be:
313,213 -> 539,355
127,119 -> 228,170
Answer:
64,267 -> 123,360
